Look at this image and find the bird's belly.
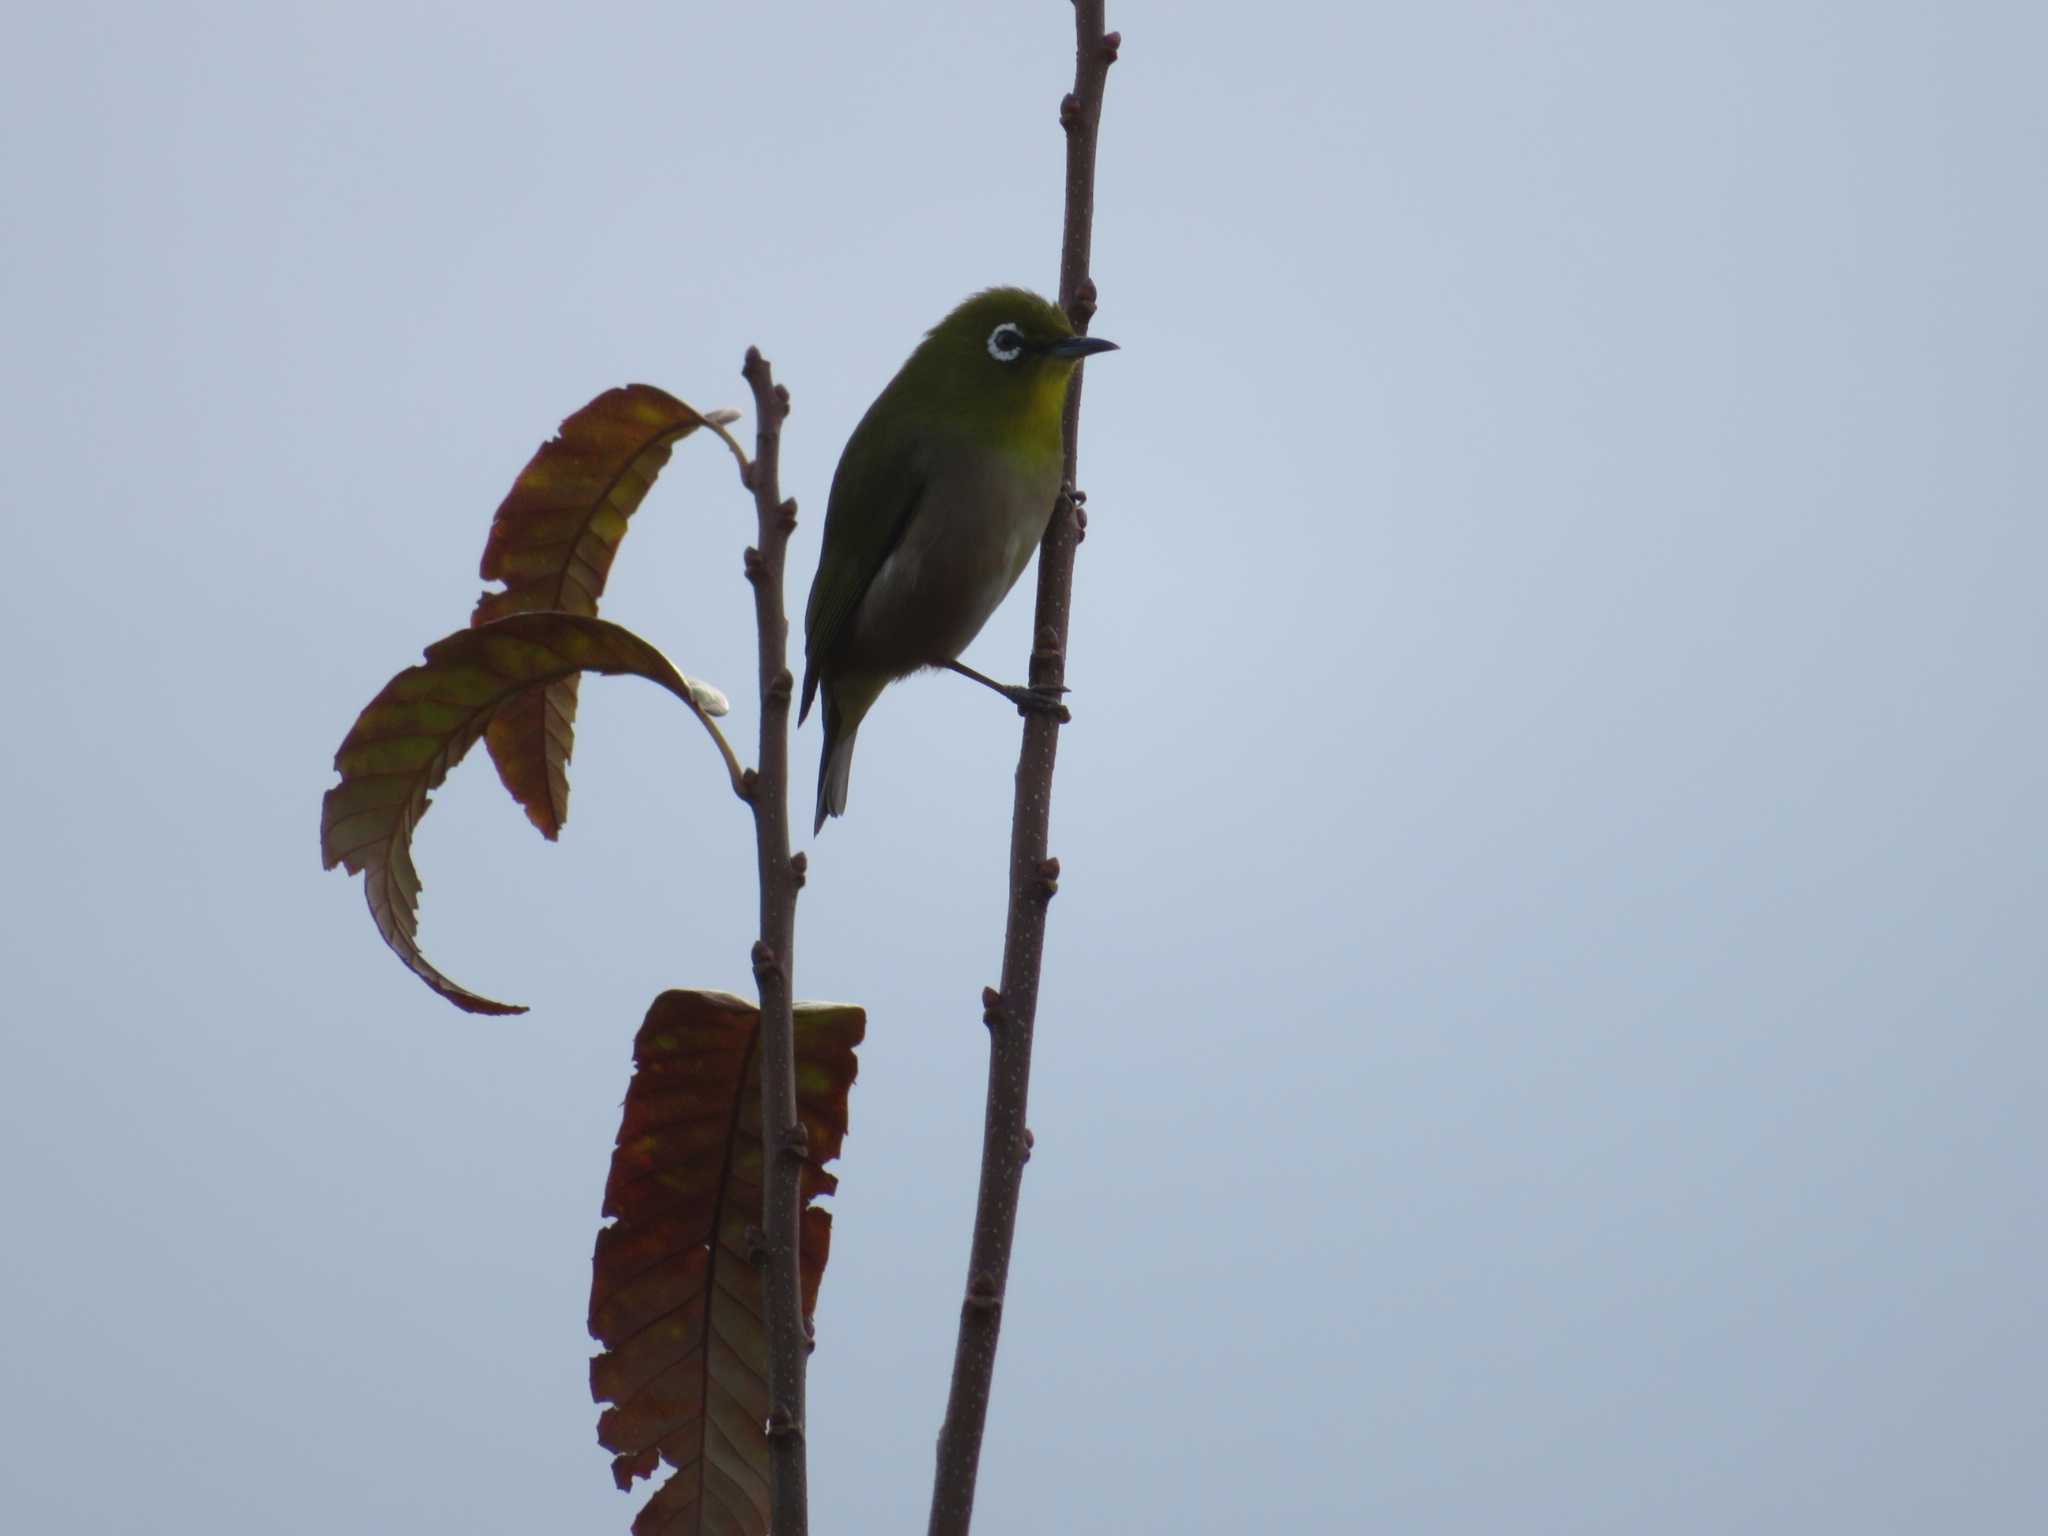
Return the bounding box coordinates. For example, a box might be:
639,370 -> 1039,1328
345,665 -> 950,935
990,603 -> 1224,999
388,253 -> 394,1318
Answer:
850,467 -> 1057,676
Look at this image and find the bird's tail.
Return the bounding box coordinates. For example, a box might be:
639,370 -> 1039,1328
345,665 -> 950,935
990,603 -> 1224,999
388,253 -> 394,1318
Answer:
815,714 -> 857,835
812,673 -> 884,835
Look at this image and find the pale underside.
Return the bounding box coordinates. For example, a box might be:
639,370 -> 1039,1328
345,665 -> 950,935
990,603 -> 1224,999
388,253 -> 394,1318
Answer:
844,443 -> 1062,682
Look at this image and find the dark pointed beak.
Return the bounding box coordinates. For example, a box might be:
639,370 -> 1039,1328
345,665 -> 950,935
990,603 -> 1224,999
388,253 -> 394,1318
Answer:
1046,334 -> 1119,359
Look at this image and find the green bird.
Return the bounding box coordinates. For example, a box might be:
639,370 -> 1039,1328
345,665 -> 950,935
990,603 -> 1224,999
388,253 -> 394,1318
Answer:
800,287 -> 1117,833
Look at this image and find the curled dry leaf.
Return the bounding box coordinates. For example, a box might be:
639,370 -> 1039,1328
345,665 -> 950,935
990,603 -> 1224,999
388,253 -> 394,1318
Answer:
473,384 -> 714,839
590,990 -> 862,1536
320,613 -> 729,1015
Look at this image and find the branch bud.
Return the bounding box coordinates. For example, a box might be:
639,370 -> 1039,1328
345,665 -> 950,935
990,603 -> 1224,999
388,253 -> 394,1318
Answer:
682,674 -> 731,717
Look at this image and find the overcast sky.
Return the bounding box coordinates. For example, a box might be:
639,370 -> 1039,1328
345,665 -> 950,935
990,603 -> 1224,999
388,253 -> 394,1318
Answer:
5,3 -> 2044,1532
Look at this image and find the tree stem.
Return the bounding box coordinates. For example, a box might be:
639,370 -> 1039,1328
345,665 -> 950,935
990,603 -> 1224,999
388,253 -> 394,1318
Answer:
926,7 -> 1119,1534
739,347 -> 809,1536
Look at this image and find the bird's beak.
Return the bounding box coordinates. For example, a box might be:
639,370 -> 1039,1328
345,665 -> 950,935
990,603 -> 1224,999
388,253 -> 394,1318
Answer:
1046,335 -> 1119,359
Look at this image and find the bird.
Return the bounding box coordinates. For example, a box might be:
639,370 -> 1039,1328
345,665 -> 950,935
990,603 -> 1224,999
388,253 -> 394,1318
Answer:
799,286 -> 1117,833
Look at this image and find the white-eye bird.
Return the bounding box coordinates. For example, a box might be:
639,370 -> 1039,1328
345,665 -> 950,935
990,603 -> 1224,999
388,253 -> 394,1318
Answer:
799,287 -> 1117,833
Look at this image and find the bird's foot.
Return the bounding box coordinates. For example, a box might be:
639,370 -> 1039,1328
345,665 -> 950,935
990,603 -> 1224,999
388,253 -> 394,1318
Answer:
944,660 -> 1072,723
1004,682 -> 1072,722
1060,482 -> 1089,541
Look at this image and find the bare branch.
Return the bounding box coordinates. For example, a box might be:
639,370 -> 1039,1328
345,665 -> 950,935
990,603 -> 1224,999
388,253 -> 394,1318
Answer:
738,346 -> 811,1536
927,6 -> 1121,1534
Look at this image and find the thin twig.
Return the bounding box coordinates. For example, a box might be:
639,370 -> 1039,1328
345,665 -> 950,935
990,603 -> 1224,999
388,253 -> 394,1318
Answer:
926,7 -> 1120,1534
701,411 -> 756,486
684,691 -> 751,802
737,346 -> 810,1536
696,412 -> 775,800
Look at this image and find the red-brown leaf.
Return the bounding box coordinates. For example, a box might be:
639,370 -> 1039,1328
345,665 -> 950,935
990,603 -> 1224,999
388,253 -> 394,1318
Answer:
591,990 -> 863,1536
320,613 -> 724,1015
473,385 -> 711,839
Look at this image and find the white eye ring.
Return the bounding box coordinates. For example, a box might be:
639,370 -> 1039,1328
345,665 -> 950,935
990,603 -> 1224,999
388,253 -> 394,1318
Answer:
987,323 -> 1025,362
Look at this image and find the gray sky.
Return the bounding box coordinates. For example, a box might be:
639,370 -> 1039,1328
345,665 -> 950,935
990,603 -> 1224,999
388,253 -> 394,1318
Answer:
5,3 -> 2043,1531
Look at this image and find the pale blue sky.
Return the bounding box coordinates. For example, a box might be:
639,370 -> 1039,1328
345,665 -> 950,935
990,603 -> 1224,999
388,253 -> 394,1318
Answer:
4,3 -> 2043,1532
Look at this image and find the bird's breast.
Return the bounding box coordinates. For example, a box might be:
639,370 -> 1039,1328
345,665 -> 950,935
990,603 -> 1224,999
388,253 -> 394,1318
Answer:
850,443 -> 1061,675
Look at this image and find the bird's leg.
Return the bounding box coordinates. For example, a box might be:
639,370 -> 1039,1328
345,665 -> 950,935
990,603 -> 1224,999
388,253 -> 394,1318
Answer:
943,659 -> 1071,723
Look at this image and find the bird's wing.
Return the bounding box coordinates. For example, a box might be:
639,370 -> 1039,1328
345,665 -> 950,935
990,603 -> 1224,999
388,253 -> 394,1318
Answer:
801,405 -> 926,721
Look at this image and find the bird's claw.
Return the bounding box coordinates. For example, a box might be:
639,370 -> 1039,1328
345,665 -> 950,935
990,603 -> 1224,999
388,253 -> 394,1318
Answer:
1004,683 -> 1071,723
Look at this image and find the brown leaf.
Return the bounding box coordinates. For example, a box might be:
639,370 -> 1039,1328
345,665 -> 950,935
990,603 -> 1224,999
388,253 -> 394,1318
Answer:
320,613 -> 728,1015
473,385 -> 712,839
591,990 -> 863,1536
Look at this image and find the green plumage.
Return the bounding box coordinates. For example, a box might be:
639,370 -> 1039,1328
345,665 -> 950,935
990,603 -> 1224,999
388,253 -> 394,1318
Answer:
800,287 -> 1115,833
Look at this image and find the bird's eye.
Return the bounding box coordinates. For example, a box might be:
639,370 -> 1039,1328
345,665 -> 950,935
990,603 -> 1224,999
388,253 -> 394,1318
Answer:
987,324 -> 1026,363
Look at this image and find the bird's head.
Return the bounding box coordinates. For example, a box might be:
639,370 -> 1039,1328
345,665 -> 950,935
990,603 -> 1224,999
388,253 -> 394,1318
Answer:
901,287 -> 1117,435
